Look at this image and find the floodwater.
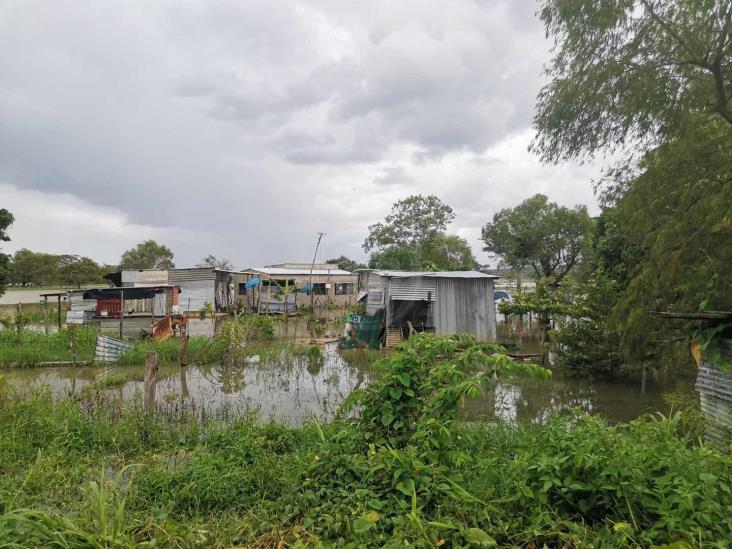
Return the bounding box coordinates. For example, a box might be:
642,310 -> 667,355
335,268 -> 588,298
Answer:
6,343 -> 367,425
467,370 -> 692,424
4,321 -> 696,425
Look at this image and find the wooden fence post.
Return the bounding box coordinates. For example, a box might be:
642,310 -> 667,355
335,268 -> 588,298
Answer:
179,335 -> 189,367
143,351 -> 158,412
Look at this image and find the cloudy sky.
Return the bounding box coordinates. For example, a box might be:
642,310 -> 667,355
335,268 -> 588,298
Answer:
0,0 -> 602,268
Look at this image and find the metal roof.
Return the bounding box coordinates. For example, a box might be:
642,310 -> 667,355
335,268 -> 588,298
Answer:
366,269 -> 498,279
170,267 -> 243,275
245,267 -> 355,276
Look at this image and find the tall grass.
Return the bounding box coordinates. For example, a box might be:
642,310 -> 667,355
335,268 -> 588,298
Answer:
117,336 -> 210,366
0,327 -> 97,367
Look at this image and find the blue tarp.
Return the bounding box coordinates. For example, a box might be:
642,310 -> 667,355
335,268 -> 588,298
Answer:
300,283 -> 313,293
245,277 -> 260,289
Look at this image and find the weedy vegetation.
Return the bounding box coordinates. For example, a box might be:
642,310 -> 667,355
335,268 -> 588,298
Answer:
0,326 -> 97,367
0,334 -> 729,547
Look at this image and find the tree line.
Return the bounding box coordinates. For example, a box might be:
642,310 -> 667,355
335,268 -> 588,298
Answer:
0,193 -> 594,292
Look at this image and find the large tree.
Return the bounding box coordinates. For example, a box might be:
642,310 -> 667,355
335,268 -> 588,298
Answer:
532,0 -> 732,368
601,121 -> 732,353
363,195 -> 455,253
481,194 -> 593,286
57,255 -> 105,288
364,195 -> 477,271
10,249 -> 60,286
120,240 -> 175,270
421,234 -> 478,271
533,0 -> 732,162
0,208 -> 14,296
367,246 -> 421,271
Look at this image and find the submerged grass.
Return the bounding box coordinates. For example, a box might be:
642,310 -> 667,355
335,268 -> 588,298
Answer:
117,336 -> 211,366
93,373 -> 131,389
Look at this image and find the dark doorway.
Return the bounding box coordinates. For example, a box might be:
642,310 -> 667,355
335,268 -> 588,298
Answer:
389,300 -> 434,339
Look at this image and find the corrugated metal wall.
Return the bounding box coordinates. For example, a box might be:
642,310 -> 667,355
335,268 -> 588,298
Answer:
121,270 -> 168,286
433,278 -> 496,341
366,271 -> 385,315
176,280 -> 215,312
168,269 -> 216,283
388,277 -> 437,301
169,269 -> 215,312
696,337 -> 732,449
168,269 -> 242,311
215,271 -> 235,310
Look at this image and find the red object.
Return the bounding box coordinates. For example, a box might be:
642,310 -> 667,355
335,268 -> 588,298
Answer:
96,298 -> 122,317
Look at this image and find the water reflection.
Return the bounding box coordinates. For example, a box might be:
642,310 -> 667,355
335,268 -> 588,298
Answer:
7,343 -> 370,425
465,373 -> 691,424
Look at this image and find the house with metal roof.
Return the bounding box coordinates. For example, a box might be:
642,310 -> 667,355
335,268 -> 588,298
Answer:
106,268 -> 248,313
241,263 -> 359,310
357,269 -> 499,347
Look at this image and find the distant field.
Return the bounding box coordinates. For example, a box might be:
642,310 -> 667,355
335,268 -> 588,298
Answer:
1,286 -> 101,304
0,288 -> 72,305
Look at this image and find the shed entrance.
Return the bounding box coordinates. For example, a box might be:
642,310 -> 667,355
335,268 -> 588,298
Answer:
388,299 -> 435,340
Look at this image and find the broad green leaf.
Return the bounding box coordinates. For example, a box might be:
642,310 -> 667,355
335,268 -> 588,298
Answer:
396,480 -> 414,496
464,527 -> 496,547
389,387 -> 403,399
353,517 -> 375,534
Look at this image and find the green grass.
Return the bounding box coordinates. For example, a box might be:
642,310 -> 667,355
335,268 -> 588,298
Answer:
0,334 -> 729,547
0,314 -> 338,369
339,347 -> 385,369
117,336 -> 211,366
0,327 -> 97,367
0,389 -> 728,547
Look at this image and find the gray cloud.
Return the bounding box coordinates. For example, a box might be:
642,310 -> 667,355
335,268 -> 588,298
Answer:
0,0 -> 602,267
373,166 -> 414,187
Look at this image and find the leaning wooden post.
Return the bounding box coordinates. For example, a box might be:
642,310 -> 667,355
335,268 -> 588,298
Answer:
179,335 -> 189,367
56,295 -> 62,332
143,351 -> 158,412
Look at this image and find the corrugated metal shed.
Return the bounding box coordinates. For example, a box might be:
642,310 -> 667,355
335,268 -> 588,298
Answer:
434,277 -> 496,341
696,337 -> 732,449
360,270 -> 497,341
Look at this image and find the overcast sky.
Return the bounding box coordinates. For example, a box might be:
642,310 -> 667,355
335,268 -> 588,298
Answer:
0,0 -> 602,268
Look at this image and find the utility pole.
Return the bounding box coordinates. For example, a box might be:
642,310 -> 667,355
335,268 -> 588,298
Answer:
309,232 -> 326,311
